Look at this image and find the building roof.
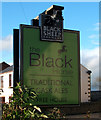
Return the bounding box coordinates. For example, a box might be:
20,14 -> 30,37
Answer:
81,64 -> 92,74
0,62 -> 10,72
0,65 -> 13,74
81,64 -> 88,70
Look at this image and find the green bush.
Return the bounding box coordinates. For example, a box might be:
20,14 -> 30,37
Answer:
2,83 -> 48,120
47,107 -> 61,119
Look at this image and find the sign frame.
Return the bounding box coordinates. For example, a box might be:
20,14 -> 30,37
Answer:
13,29 -> 19,88
20,24 -> 81,107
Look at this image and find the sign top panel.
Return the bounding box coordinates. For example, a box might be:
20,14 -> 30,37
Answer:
39,5 -> 64,42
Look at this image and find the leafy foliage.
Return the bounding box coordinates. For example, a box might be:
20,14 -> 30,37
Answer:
2,83 -> 48,120
47,107 -> 62,119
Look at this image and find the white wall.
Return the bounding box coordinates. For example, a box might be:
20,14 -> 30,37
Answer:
81,65 -> 91,103
0,71 -> 13,103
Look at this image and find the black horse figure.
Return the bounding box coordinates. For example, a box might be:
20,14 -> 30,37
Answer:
58,45 -> 67,54
43,10 -> 63,27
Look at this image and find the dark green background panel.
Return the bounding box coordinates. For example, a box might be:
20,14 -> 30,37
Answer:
20,25 -> 80,105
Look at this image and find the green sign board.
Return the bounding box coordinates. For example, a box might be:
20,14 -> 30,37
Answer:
20,25 -> 80,105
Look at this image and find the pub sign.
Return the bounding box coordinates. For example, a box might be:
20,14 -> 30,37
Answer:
20,5 -> 80,106
20,25 -> 80,105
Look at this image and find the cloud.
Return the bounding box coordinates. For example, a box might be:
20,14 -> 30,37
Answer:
92,77 -> 101,91
0,35 -> 13,52
88,34 -> 99,39
91,40 -> 99,46
89,33 -> 101,46
81,47 -> 99,90
8,62 -> 13,66
93,23 -> 101,31
81,47 -> 99,72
